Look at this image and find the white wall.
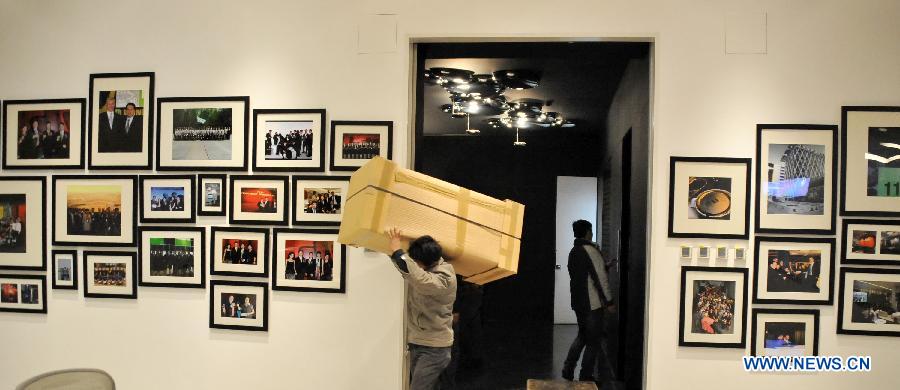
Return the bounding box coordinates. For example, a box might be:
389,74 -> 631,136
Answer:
1,1 -> 899,389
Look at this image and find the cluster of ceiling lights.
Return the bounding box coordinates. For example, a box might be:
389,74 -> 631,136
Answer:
424,67 -> 574,146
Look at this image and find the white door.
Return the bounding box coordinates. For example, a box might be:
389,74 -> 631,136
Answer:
554,176 -> 598,324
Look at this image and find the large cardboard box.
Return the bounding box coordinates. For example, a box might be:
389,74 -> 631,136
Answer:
338,157 -> 524,284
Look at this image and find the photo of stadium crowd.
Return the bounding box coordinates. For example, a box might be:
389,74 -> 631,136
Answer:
690,280 -> 736,335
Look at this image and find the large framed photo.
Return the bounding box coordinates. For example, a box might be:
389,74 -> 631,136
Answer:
0,176 -> 46,270
3,98 -> 85,169
841,106 -> 900,216
668,157 -> 751,239
52,249 -> 78,290
138,226 -> 205,288
156,96 -> 249,171
229,175 -> 289,225
210,280 -> 268,332
198,174 -> 227,216
0,274 -> 47,314
837,267 -> 900,337
678,266 -> 748,348
755,124 -> 837,234
88,72 -> 154,169
329,120 -> 393,172
210,227 -> 268,277
292,176 -> 348,226
272,228 -> 346,293
842,219 -> 900,266
750,308 -> 819,356
252,109 -> 326,172
83,251 -> 137,299
139,175 -> 196,223
752,237 -> 834,305
52,175 -> 137,247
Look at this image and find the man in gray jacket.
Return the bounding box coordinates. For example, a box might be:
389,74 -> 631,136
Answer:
388,228 -> 457,390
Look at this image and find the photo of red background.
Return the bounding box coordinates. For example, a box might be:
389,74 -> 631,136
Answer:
240,188 -> 277,212
284,240 -> 333,262
342,133 -> 380,146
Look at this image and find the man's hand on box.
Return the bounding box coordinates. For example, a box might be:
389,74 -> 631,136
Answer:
388,227 -> 403,253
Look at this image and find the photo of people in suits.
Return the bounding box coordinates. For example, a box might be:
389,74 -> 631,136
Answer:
221,239 -> 258,265
240,188 -> 277,213
66,184 -> 122,237
16,109 -> 71,159
342,133 -> 380,160
0,194 -> 27,253
303,188 -> 341,215
264,121 -> 314,160
220,293 -> 256,319
283,240 -> 334,281
97,90 -> 144,153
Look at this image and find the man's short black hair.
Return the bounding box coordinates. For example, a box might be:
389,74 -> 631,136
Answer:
572,219 -> 592,238
408,235 -> 442,268
125,102 -> 136,109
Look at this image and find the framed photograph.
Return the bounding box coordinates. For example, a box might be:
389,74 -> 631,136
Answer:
668,157 -> 751,239
329,120 -> 393,171
3,98 -> 85,169
292,176 -> 348,226
841,106 -> 900,216
210,227 -> 268,277
138,226 -> 205,288
0,176 -> 46,270
52,175 -> 137,247
678,266 -> 748,348
272,228 -> 346,293
750,308 -> 819,356
752,237 -> 835,305
837,267 -> 900,337
156,96 -> 249,171
0,274 -> 47,313
52,249 -> 78,290
88,72 -> 154,169
210,280 -> 268,332
197,174 -> 227,216
755,124 -> 837,234
252,109 -> 326,172
680,246 -> 692,259
139,175 -> 196,223
229,175 -> 289,225
842,219 -> 900,266
83,251 -> 137,299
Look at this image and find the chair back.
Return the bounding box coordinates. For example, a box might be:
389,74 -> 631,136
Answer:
16,369 -> 115,390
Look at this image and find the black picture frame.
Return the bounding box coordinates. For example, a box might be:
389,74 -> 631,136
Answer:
252,109 -> 327,172
197,174 -> 228,216
137,226 -> 206,288
841,218 -> 900,266
83,250 -> 138,299
51,249 -> 79,290
155,96 -> 250,172
291,175 -> 348,226
0,273 -> 47,314
209,279 -> 269,332
750,308 -> 820,356
271,228 -> 347,293
0,176 -> 47,271
139,174 -> 197,223
678,266 -> 749,348
209,226 -> 270,277
228,175 -> 289,226
329,120 -> 394,172
668,157 -> 752,239
837,267 -> 900,337
752,236 -> 835,305
51,175 -> 138,247
87,72 -> 155,170
840,106 -> 900,217
2,98 -> 87,170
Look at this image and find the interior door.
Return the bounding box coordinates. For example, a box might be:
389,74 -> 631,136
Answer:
554,176 -> 599,324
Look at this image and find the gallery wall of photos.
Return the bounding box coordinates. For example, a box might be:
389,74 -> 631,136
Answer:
0,72 -> 394,331
669,107 -> 900,354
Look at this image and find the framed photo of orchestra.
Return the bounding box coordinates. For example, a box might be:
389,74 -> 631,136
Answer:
272,228 -> 346,293
0,273 -> 47,314
3,98 -> 86,169
840,106 -> 900,217
837,267 -> 900,337
752,236 -> 835,305
842,219 -> 900,266
156,96 -> 250,171
139,175 -> 196,223
197,174 -> 227,217
52,175 -> 137,247
209,279 -> 268,332
138,226 -> 205,288
52,249 -> 78,290
88,72 -> 155,170
668,157 -> 752,239
329,120 -> 393,172
210,226 -> 269,277
229,175 -> 289,226
0,176 -> 46,270
83,251 -> 137,299
252,109 -> 326,172
750,308 -> 819,356
678,266 -> 748,348
292,176 -> 348,226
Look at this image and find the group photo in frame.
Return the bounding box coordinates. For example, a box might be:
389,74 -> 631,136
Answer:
0,176 -> 46,270
252,109 -> 326,172
156,96 -> 249,171
83,251 -> 137,299
3,98 -> 86,169
209,280 -> 268,332
139,175 -> 196,223
842,219 -> 900,266
292,176 -> 348,226
837,267 -> 900,337
0,273 -> 47,314
841,106 -> 900,216
272,228 -> 346,293
678,266 -> 748,348
197,174 -> 227,216
750,308 -> 819,356
329,120 -> 393,171
88,72 -> 155,170
755,124 -> 837,235
138,226 -> 205,288
752,236 -> 835,305
209,226 -> 269,277
668,157 -> 752,239
51,249 -> 78,290
52,175 -> 137,247
229,175 -> 289,226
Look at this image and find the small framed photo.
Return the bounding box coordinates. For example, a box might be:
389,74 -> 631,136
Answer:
52,175 -> 137,247
840,106 -> 900,217
156,96 -> 250,171
252,109 -> 326,172
88,72 -> 155,170
837,267 -> 900,337
716,246 -> 728,260
229,175 -> 289,225
52,249 -> 78,290
697,246 -> 710,259
680,246 -> 692,259
198,174 -> 227,216
83,251 -> 137,299
750,308 -> 819,356
292,176 -> 348,226
210,280 -> 268,332
210,227 -> 269,277
139,175 -> 196,223
735,247 -> 746,261
668,157 -> 751,239
138,226 -> 205,288
842,219 -> 900,266
272,228 -> 346,293
679,266 -> 748,348
752,237 -> 835,305
0,176 -> 46,270
329,120 -> 393,171
3,98 -> 85,169
0,274 -> 47,313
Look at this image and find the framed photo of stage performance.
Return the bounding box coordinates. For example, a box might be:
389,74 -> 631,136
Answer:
210,279 -> 268,332
837,267 -> 900,337
198,174 -> 227,216
83,251 -> 137,299
842,219 -> 900,266
139,175 -> 196,223
0,176 -> 46,270
88,72 -> 154,170
272,228 -> 346,293
678,266 -> 748,348
750,308 -> 819,356
52,175 -> 137,247
3,98 -> 86,169
210,226 -> 269,277
0,273 -> 47,314
840,106 -> 900,217
668,157 -> 752,239
252,109 -> 326,172
156,96 -> 249,171
229,175 -> 289,226
138,226 -> 205,288
329,120 -> 393,172
292,176 -> 348,226
52,249 -> 78,290
752,236 -> 835,305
